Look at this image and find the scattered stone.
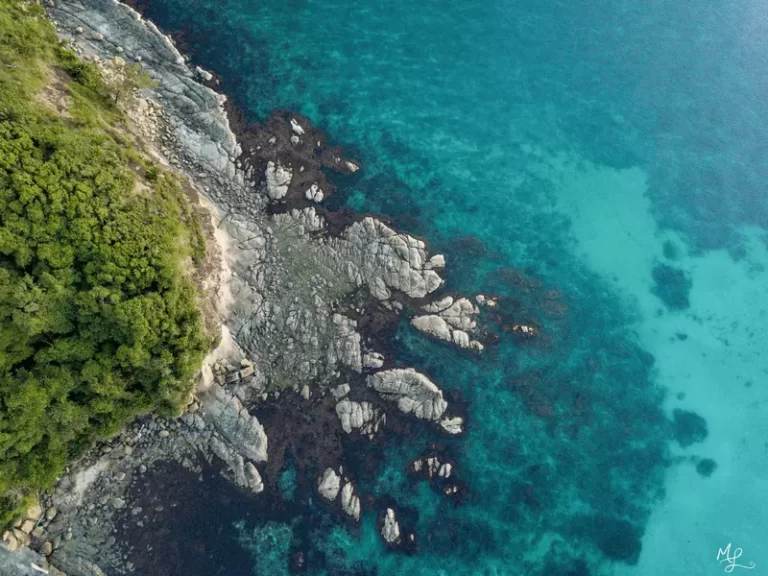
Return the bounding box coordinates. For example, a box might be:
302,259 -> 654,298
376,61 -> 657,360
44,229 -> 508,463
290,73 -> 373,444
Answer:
20,519 -> 35,534
158,429 -> 170,438
92,32 -> 104,41
45,507 -> 58,521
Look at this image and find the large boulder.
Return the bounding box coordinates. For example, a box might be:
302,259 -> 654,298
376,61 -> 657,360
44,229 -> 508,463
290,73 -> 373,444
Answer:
317,468 -> 341,501
381,508 -> 401,544
265,161 -> 292,200
340,481 -> 360,521
368,368 -> 447,421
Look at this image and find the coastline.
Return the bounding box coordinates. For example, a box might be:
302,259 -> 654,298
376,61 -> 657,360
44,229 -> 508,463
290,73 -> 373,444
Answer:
0,1 -> 493,574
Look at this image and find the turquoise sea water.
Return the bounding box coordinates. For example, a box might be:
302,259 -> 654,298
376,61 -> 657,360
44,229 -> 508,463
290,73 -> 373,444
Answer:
135,0 -> 768,574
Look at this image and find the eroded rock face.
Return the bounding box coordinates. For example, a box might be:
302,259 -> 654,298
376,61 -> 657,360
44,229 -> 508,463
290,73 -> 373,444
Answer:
368,368 -> 448,422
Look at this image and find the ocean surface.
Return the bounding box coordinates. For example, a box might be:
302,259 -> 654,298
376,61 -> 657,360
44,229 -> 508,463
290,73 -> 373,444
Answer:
132,0 -> 768,574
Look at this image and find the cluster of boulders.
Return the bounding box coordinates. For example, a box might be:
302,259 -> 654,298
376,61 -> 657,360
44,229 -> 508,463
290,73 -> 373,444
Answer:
316,468 -> 360,521
410,453 -> 465,499
15,1 -> 495,573
2,502 -> 61,557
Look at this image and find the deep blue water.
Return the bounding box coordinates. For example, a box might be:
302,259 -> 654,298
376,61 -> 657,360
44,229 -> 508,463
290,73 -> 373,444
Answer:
133,0 -> 768,574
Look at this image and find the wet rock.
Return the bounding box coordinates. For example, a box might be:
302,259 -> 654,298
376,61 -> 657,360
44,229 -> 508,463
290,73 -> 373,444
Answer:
51,549 -> 107,576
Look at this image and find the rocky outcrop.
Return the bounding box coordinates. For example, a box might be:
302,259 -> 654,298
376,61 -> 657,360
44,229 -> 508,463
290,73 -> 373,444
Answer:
335,398 -> 386,435
337,218 -> 443,300
368,368 -> 448,422
317,468 -> 341,501
381,508 -> 401,544
413,296 -> 483,351
327,314 -> 363,373
203,385 -> 268,463
51,548 -> 106,576
340,481 -> 361,521
439,416 -> 464,435
265,160 -> 292,200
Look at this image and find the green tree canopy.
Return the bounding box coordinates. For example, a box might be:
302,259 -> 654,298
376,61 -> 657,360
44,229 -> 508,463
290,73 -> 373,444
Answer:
0,0 -> 208,525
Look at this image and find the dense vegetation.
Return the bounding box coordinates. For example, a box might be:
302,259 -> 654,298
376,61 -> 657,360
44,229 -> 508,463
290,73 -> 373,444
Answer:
0,0 -> 208,524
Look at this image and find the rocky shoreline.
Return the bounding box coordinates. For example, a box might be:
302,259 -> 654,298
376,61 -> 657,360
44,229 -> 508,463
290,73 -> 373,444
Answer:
1,1 -> 498,574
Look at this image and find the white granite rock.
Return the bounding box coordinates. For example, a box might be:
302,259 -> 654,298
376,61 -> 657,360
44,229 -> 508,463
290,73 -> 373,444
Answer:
368,368 -> 447,421
265,160 -> 292,200
317,468 -> 341,501
341,481 -> 361,521
335,398 -> 385,435
382,508 -> 401,544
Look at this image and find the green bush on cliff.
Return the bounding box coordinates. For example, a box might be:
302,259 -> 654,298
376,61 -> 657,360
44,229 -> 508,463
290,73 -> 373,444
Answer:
0,0 -> 208,521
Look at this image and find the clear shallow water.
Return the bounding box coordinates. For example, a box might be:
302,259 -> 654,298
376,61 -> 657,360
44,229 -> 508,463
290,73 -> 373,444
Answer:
134,0 -> 768,574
